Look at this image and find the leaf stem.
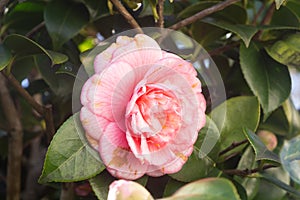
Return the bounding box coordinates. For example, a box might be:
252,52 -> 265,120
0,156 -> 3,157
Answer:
223,164 -> 277,176
26,21 -> 46,38
169,0 -> 240,30
2,72 -> 55,142
219,139 -> 249,156
109,0 -> 143,34
0,73 -> 23,200
157,0 -> 165,28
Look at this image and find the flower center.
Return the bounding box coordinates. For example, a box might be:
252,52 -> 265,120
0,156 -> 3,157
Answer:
125,84 -> 182,153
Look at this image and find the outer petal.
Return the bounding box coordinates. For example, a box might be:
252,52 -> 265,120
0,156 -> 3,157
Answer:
99,123 -> 147,180
80,106 -> 110,141
82,61 -> 133,122
94,34 -> 162,73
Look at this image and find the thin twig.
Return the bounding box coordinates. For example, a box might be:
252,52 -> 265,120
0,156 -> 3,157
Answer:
208,42 -> 240,57
0,73 -> 23,200
254,2 -> 276,39
109,0 -> 143,33
26,21 -> 45,38
223,164 -> 277,176
157,0 -> 165,28
252,3 -> 266,25
169,0 -> 240,30
219,139 -> 249,156
2,72 -> 55,142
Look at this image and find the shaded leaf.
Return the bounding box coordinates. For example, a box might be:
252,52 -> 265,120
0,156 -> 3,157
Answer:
210,96 -> 260,159
44,1 -> 89,49
2,1 -> 44,34
280,135 -> 300,184
203,19 -> 258,47
266,33 -> 300,69
235,147 -> 260,200
39,113 -> 104,183
243,129 -> 280,164
270,6 -> 300,28
286,0 -> 300,20
163,179 -> 185,197
255,169 -> 300,197
89,171 -> 115,200
0,44 -> 12,71
240,43 -> 291,120
3,34 -> 68,65
282,100 -> 300,138
163,178 -> 241,200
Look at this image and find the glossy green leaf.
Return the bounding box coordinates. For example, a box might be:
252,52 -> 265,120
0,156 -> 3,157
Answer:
2,1 -> 44,34
270,6 -> 300,28
39,113 -> 104,183
243,129 -> 280,164
275,0 -> 287,9
163,178 -> 241,200
235,147 -> 260,200
287,0 -> 300,20
0,44 -> 12,71
44,1 -> 89,49
203,20 -> 258,47
3,34 -> 68,65
240,43 -> 291,120
210,96 -> 260,158
282,100 -> 300,138
266,33 -> 300,68
254,168 -> 300,198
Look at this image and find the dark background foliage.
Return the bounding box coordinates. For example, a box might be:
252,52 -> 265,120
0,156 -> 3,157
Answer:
0,0 -> 300,199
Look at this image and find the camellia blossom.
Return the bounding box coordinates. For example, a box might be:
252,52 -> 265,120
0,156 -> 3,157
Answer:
80,34 -> 206,180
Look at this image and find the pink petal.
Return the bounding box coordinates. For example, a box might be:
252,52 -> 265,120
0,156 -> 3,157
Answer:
80,107 -> 110,141
94,34 -> 162,73
81,61 -> 133,122
99,126 -> 147,180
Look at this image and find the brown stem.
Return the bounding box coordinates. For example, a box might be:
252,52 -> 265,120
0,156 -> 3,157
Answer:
219,139 -> 249,156
223,164 -> 277,176
109,0 -> 143,34
157,0 -> 165,28
169,0 -> 240,30
26,21 -> 45,38
208,42 -> 240,57
0,73 -> 23,200
254,2 -> 276,39
2,72 -> 55,142
252,3 -> 265,25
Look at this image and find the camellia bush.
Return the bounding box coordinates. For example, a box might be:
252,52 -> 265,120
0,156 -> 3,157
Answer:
0,0 -> 300,199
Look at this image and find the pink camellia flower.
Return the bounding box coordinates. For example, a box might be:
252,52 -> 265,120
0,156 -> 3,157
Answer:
107,180 -> 153,200
80,34 -> 206,180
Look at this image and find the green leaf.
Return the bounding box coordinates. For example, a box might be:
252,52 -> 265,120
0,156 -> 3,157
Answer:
163,178 -> 241,200
39,113 -> 104,183
280,135 -> 300,184
282,100 -> 300,138
203,20 -> 258,47
240,43 -> 291,120
210,96 -> 260,159
235,146 -> 260,200
275,0 -> 287,9
271,6 -> 300,28
2,1 -> 44,34
286,0 -> 300,20
79,0 -> 109,20
164,179 -> 186,197
3,34 -> 68,65
255,169 -> 300,198
89,171 -> 115,200
243,129 -> 280,164
44,1 -> 89,49
266,33 -> 300,69
0,44 -> 12,71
